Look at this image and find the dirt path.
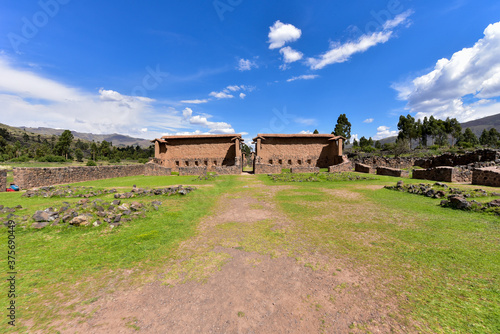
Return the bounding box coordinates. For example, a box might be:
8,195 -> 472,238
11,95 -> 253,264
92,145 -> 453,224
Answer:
62,176 -> 404,334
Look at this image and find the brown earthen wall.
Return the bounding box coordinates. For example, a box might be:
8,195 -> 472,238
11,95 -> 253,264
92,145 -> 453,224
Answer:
257,137 -> 340,168
144,163 -> 172,176
0,169 -> 6,192
376,166 -> 409,178
355,163 -> 375,174
328,161 -> 354,173
412,167 -> 455,182
158,137 -> 239,171
472,167 -> 500,187
178,167 -> 207,176
13,165 -> 146,189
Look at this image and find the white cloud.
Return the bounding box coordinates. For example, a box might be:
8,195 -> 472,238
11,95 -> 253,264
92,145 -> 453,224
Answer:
279,46 -> 303,64
363,118 -> 374,123
308,10 -> 413,70
268,20 -> 302,49
227,85 -> 241,91
374,126 -> 398,140
299,130 -> 312,134
180,99 -> 208,104
394,21 -> 500,122
239,93 -> 246,99
351,134 -> 359,142
287,74 -> 319,82
0,55 -> 238,139
238,58 -> 258,71
295,117 -> 317,126
209,91 -> 234,99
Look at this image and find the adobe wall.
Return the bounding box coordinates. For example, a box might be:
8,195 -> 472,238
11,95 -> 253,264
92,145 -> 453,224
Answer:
256,137 -> 341,168
472,167 -> 500,187
157,137 -> 240,171
412,167 -> 455,182
291,166 -> 320,173
376,166 -> 409,178
144,163 -> 172,176
0,169 -> 6,192
13,165 -> 146,189
178,167 -> 207,176
355,163 -> 375,174
328,161 -> 354,173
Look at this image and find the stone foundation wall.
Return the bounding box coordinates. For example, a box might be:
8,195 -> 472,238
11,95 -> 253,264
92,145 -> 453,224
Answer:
472,167 -> 500,187
144,163 -> 172,176
412,167 -> 455,182
0,169 -> 6,192
355,163 -> 375,174
415,149 -> 499,168
214,166 -> 241,175
376,166 -> 409,178
328,161 -> 354,173
354,156 -> 415,169
13,165 -> 146,189
254,164 -> 282,174
178,166 -> 207,176
291,166 -> 320,173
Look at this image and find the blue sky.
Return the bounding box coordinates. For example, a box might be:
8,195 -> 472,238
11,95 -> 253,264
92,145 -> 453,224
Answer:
1,0 -> 500,144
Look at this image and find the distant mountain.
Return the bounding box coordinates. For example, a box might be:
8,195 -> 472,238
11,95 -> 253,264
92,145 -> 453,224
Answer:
17,126 -> 152,148
460,113 -> 500,137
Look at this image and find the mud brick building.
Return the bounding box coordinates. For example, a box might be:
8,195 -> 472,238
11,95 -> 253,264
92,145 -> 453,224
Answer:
252,134 -> 345,174
152,134 -> 243,174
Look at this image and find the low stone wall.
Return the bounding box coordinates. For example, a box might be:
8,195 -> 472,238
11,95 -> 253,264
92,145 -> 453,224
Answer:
144,163 -> 172,176
254,164 -> 282,174
13,165 -> 146,189
214,166 -> 241,175
328,161 -> 353,173
355,163 -> 375,174
353,156 -> 415,169
472,167 -> 500,187
376,166 -> 409,178
412,167 -> 455,182
291,166 -> 320,173
415,149 -> 499,168
178,166 -> 207,176
0,169 -> 6,192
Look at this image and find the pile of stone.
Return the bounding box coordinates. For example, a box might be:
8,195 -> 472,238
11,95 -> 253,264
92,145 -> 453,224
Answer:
29,198 -> 162,229
0,205 -> 29,227
440,195 -> 500,215
112,185 -> 195,199
23,185 -> 118,198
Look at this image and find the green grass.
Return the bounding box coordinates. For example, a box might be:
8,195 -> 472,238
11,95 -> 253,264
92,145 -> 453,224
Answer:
0,174 -> 238,332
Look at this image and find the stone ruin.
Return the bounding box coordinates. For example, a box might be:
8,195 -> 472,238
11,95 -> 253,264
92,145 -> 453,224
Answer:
152,134 -> 243,175
252,134 -> 346,174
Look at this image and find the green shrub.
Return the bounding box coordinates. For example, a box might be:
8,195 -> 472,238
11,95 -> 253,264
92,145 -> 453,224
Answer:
10,155 -> 30,162
138,158 -> 148,164
86,160 -> 97,166
37,155 -> 67,163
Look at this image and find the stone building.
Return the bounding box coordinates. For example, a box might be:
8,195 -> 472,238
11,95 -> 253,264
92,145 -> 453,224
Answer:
252,134 -> 345,174
152,134 -> 243,174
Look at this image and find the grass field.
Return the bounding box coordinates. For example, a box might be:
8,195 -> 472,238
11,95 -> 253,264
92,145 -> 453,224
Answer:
0,172 -> 498,333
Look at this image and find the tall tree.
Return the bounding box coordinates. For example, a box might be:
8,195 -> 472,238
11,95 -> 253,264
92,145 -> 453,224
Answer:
397,114 -> 417,149
54,130 -> 74,159
313,129 -> 319,134
333,114 -> 351,144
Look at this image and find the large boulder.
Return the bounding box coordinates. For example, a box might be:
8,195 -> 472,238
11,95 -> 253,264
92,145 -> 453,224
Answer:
69,215 -> 90,226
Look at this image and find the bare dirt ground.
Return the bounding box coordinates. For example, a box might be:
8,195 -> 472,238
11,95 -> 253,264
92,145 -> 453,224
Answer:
59,176 -> 407,334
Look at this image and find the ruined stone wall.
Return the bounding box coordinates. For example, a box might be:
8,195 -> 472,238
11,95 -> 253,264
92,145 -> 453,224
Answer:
328,161 -> 354,173
257,137 -> 340,168
291,166 -> 320,173
355,163 -> 375,174
178,166 -> 207,176
415,149 -> 499,168
376,167 -> 409,178
0,169 -> 6,192
144,163 -> 172,176
412,167 -> 455,182
13,165 -> 146,189
353,156 -> 415,169
158,137 -> 239,171
254,164 -> 282,175
214,166 -> 241,175
472,167 -> 500,187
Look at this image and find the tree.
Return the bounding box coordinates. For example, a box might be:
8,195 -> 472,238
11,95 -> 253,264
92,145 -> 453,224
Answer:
480,129 -> 490,146
375,140 -> 381,149
448,118 -> 462,146
75,148 -> 84,162
457,128 -> 479,147
352,139 -> 359,147
54,130 -> 73,159
90,142 -> 98,161
99,140 -> 111,158
313,129 -> 319,134
241,143 -> 252,155
359,136 -> 369,148
333,114 -> 351,144
397,114 -> 417,149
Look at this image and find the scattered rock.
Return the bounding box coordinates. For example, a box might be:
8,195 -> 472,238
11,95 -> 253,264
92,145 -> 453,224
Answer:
69,215 -> 90,226
32,222 -> 50,229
